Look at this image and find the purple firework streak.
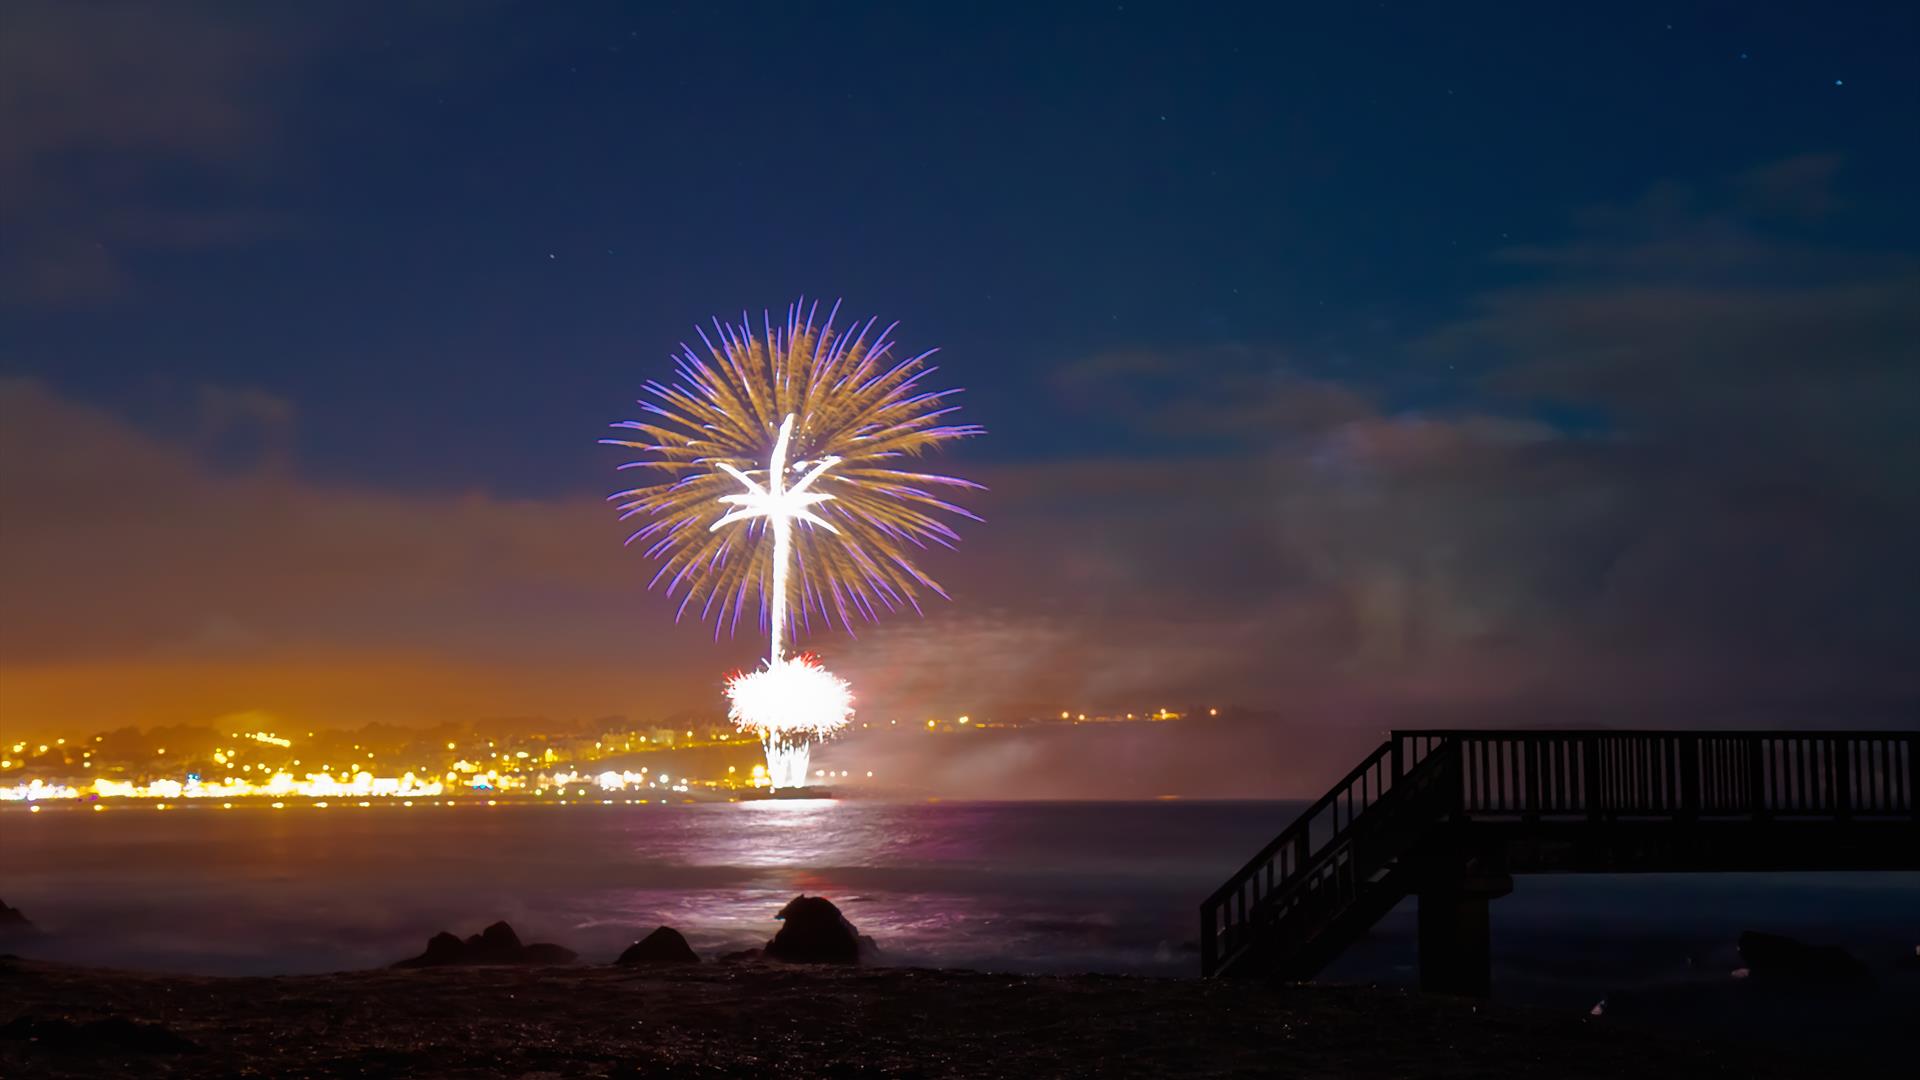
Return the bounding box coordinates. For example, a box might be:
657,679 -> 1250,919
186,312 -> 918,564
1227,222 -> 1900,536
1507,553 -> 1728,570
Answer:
602,298 -> 984,644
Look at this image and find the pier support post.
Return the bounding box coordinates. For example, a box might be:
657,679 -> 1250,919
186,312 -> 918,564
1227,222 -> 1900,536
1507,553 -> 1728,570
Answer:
1417,856 -> 1512,998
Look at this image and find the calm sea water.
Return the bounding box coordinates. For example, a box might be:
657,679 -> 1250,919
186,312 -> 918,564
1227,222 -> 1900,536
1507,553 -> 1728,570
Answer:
4,799 -> 1916,1011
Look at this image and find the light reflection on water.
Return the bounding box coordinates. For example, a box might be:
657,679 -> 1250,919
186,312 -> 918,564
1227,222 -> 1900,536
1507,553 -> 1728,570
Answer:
4,798 -> 1916,1007
703,798 -> 864,867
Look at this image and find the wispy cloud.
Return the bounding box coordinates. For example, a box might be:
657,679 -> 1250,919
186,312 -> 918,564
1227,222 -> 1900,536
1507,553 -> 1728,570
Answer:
5,160 -> 1916,742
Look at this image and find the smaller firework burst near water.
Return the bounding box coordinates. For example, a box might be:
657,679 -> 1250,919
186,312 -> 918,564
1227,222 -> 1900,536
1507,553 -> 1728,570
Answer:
724,655 -> 854,789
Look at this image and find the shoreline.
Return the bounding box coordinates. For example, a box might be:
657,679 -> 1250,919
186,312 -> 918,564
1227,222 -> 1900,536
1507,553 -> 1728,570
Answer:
0,956 -> 1834,1079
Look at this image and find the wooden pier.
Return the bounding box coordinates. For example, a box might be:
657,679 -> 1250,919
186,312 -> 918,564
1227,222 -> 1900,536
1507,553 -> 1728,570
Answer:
1200,729 -> 1920,994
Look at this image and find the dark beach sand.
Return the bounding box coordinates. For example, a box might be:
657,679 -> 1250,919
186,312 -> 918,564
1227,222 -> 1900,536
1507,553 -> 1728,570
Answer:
0,956 -> 1831,1079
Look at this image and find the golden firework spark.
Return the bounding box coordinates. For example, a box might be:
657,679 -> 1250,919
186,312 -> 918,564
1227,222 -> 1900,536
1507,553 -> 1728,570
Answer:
603,298 -> 983,640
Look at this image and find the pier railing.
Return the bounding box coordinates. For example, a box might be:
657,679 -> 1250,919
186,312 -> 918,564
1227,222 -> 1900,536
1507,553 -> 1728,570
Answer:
1394,729 -> 1917,820
1202,728 -> 1917,978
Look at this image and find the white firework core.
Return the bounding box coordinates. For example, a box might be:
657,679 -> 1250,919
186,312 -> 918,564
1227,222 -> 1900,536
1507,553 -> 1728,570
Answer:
709,414 -> 838,666
725,655 -> 854,789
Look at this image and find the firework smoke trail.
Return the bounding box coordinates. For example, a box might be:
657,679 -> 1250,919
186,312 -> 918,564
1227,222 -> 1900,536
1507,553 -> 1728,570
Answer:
605,299 -> 982,786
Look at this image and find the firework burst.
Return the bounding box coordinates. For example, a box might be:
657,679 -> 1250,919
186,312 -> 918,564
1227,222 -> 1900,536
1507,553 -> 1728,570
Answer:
603,298 -> 984,641
605,299 -> 982,788
724,653 -> 854,788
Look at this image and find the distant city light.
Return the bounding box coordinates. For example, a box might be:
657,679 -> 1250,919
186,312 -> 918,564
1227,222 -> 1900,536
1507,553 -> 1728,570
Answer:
3,698 -> 1214,811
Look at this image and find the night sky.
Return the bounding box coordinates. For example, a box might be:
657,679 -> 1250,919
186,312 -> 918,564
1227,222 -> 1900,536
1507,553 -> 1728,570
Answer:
5,2 -> 1918,740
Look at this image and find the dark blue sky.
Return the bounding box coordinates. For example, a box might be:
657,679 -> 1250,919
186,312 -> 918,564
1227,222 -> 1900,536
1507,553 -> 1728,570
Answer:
11,2 -> 1914,488
4,2 -> 1918,735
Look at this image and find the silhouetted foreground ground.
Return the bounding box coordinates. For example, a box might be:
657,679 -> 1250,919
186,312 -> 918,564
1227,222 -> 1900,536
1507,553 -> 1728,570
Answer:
0,957 -> 1830,1079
